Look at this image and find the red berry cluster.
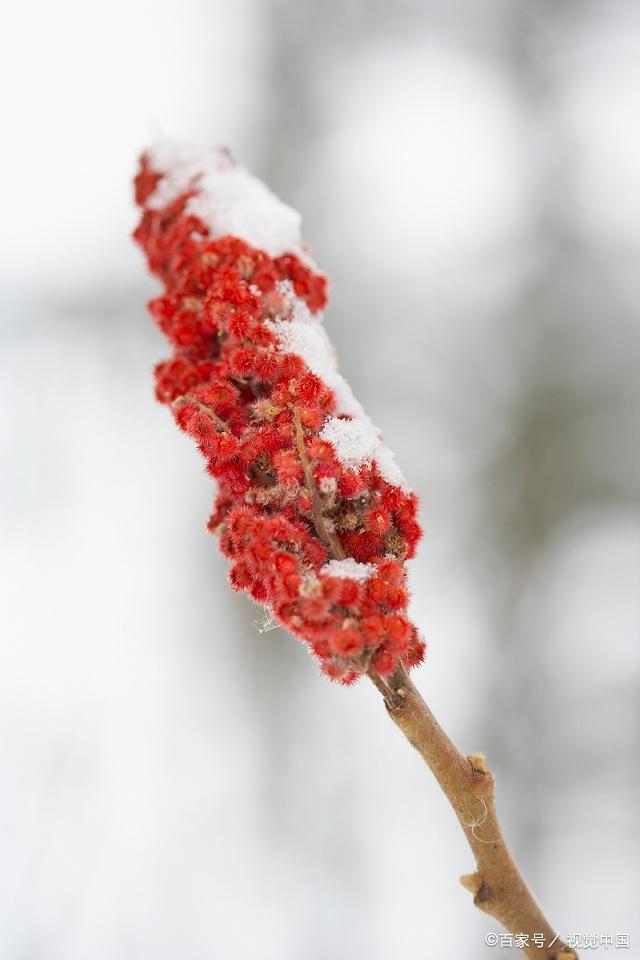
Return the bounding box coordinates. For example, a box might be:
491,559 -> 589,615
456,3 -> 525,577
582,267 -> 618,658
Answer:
133,151 -> 424,682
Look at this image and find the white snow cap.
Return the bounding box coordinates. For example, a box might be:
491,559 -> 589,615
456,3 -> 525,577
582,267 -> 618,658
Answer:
321,559 -> 375,582
267,282 -> 408,489
265,282 -> 365,420
145,141 -> 305,259
319,417 -> 405,488
146,143 -> 408,492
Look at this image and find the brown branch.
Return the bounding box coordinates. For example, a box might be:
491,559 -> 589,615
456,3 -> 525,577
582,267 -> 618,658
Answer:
368,663 -> 577,960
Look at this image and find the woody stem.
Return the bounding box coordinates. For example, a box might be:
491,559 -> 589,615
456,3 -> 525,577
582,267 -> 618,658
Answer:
367,664 -> 577,960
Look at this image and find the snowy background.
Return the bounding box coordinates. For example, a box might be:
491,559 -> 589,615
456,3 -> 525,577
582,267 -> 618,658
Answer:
2,1 -> 640,958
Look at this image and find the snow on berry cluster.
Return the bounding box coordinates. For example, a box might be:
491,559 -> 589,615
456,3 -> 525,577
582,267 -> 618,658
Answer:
133,143 -> 424,682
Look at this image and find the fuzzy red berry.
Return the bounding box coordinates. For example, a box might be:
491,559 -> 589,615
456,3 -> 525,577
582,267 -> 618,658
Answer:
133,143 -> 424,682
329,628 -> 364,656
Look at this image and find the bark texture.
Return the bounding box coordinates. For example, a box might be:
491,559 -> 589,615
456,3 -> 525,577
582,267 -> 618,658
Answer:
368,664 -> 578,960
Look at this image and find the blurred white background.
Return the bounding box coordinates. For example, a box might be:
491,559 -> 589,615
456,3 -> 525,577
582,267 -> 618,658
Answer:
1,1 -> 639,957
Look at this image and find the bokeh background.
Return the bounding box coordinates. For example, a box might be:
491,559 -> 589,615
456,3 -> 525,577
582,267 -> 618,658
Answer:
2,1 -> 639,957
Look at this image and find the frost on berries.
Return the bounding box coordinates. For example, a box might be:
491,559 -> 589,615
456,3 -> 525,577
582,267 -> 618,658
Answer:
133,143 -> 425,682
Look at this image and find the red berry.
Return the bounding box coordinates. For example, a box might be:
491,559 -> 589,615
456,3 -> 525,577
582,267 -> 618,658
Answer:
133,147 -> 423,683
329,628 -> 363,656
